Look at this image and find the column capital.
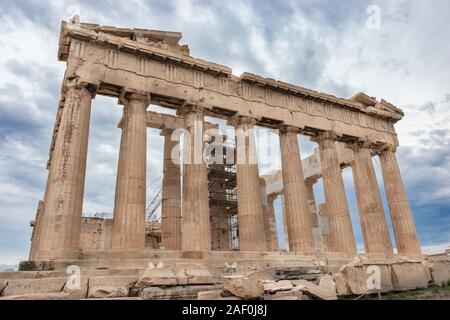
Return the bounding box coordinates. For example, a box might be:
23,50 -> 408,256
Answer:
64,80 -> 98,98
177,102 -> 207,117
119,89 -> 151,106
279,125 -> 300,135
310,130 -> 338,143
227,115 -> 257,128
377,144 -> 398,155
160,126 -> 175,137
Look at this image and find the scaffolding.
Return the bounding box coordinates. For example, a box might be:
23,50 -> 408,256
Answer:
206,135 -> 239,251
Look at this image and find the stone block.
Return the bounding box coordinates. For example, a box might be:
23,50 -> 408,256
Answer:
1,277 -> 67,297
176,264 -> 219,285
426,255 -> 450,286
197,290 -> 223,300
293,280 -> 337,300
137,267 -> 177,287
263,280 -> 293,293
88,275 -> 138,299
0,280 -> 7,295
222,275 -> 264,299
334,263 -> 393,295
318,274 -> 336,293
391,262 -> 431,291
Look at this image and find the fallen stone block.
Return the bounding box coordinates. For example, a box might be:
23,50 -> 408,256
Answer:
391,262 -> 431,291
88,275 -> 137,299
263,280 -> 293,293
426,256 -> 450,286
222,275 -> 264,299
0,280 -> 7,295
293,280 -> 337,300
141,285 -> 223,300
334,263 -> 393,295
1,277 -> 67,297
137,267 -> 177,287
198,290 -> 223,300
319,274 -> 336,293
176,264 -> 219,285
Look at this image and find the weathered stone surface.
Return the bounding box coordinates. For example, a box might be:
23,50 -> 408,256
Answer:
0,280 -> 7,295
426,255 -> 450,286
141,285 -> 223,300
319,274 -> 336,293
293,280 -> 337,300
176,264 -> 219,285
1,277 -> 67,297
197,290 -> 223,300
222,275 -> 264,299
137,267 -> 177,287
263,280 -> 293,293
88,275 -> 137,298
391,262 -> 431,291
334,263 -> 393,295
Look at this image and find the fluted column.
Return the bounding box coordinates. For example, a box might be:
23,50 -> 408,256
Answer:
279,126 -> 315,253
304,179 -> 319,228
260,178 -> 279,251
379,148 -> 421,256
316,132 -> 356,253
267,195 -> 280,251
350,143 -> 393,255
160,128 -> 182,250
34,83 -> 95,260
111,92 -> 149,250
280,194 -> 289,251
231,116 -> 267,251
178,105 -> 211,251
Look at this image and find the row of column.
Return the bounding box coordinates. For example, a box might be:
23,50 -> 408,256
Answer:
31,84 -> 421,261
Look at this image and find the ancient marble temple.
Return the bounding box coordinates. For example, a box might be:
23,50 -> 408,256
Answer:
29,17 -> 422,265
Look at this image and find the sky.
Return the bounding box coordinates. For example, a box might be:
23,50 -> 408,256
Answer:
0,0 -> 449,268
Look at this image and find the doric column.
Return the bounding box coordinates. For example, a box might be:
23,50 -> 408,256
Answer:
315,132 -> 356,254
280,194 -> 289,251
350,142 -> 393,255
304,179 -> 319,228
379,148 -> 421,256
111,92 -> 149,250
160,128 -> 182,250
267,195 -> 280,251
178,105 -> 211,251
260,178 -> 279,251
279,126 -> 315,253
33,83 -> 95,260
231,116 -> 267,251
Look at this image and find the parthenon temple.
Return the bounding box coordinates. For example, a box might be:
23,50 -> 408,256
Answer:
2,18 -> 448,300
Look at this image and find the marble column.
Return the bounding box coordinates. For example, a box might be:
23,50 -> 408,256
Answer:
260,178 -> 279,251
160,128 -> 182,250
350,143 -> 393,255
316,132 -> 356,254
304,179 -> 319,228
379,148 -> 421,256
232,116 -> 267,251
34,84 -> 95,260
279,126 -> 315,253
267,195 -> 280,251
112,92 -> 149,250
178,105 -> 211,251
280,194 -> 289,251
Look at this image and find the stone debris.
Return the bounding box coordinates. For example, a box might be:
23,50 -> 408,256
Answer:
318,274 -> 337,293
175,264 -> 219,285
391,262 -> 431,291
87,276 -> 137,299
137,267 -> 177,287
426,255 -> 450,286
197,290 -> 223,300
0,280 -> 7,295
222,275 -> 264,299
263,280 -> 293,293
141,285 -> 223,300
293,280 -> 337,300
1,277 -> 67,297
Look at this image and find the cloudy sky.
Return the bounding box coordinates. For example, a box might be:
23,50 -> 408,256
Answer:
0,0 -> 449,267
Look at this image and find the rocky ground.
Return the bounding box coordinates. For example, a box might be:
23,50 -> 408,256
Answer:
359,284 -> 450,300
